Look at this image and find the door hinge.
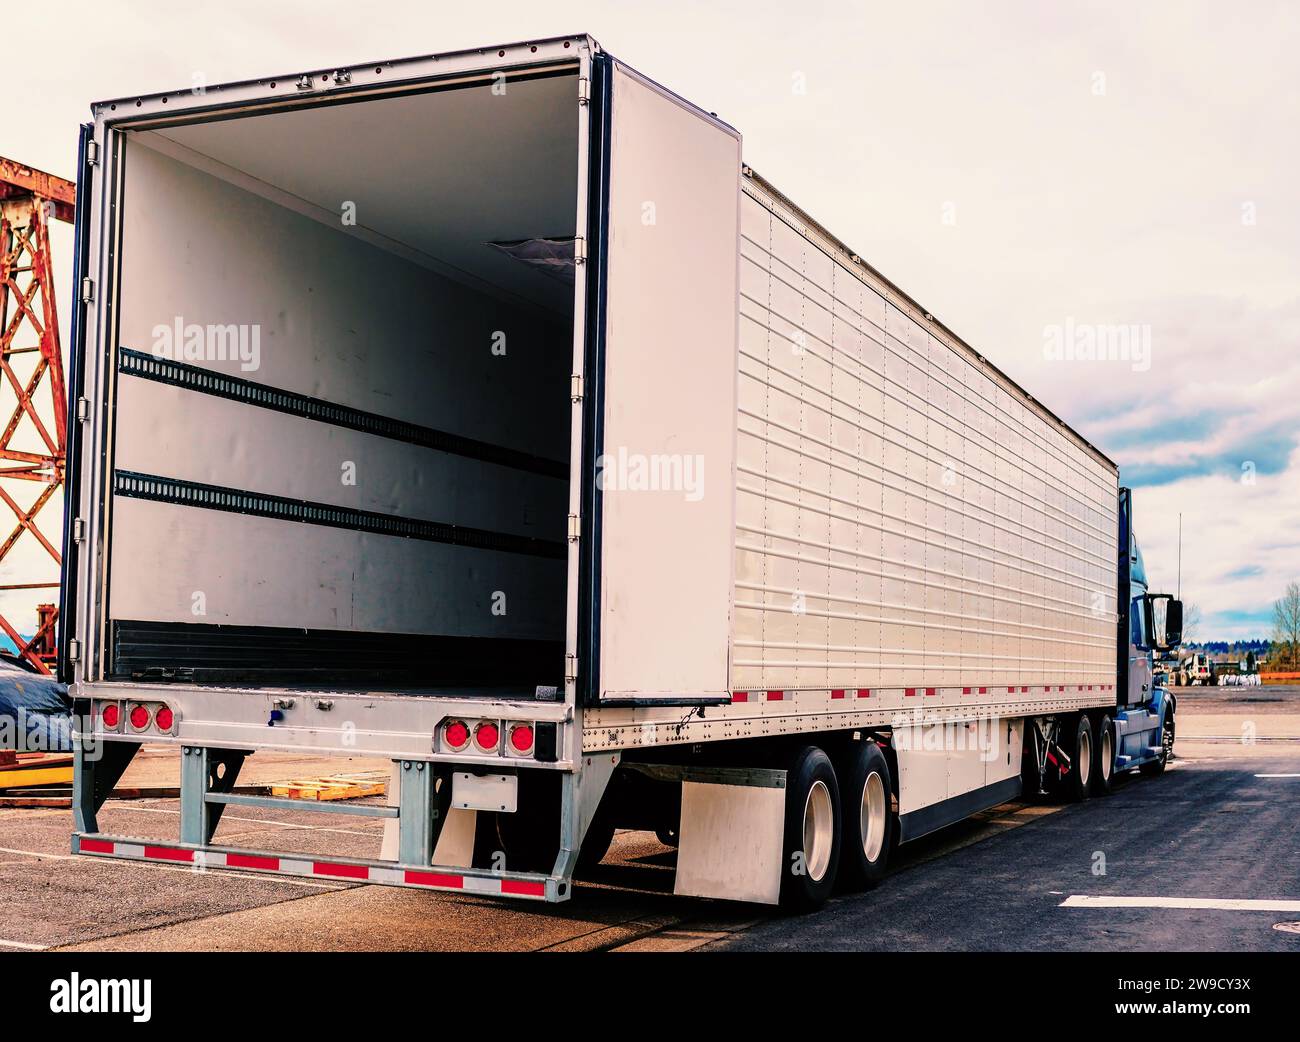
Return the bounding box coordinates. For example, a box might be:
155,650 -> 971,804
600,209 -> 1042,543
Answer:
565,653 -> 578,682
570,373 -> 583,402
577,77 -> 590,105
573,237 -> 587,265
80,277 -> 94,303
567,514 -> 581,542
72,517 -> 85,543
68,639 -> 81,663
76,396 -> 89,421
86,140 -> 100,167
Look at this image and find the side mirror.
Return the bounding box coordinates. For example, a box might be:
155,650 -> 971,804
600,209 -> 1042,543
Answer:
1165,598 -> 1183,647
1146,594 -> 1182,651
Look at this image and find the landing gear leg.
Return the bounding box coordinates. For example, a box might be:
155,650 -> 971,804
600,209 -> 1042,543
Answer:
1024,717 -> 1059,797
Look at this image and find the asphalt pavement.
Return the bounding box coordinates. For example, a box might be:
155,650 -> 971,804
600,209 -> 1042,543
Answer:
1,687 -> 1296,952
709,753 -> 1300,952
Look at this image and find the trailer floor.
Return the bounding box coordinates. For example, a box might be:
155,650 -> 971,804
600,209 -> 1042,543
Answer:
1,689 -> 1297,952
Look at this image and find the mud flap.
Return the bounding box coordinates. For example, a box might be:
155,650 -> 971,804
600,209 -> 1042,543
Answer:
670,767 -> 786,905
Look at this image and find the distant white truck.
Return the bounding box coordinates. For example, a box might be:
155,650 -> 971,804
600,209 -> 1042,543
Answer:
62,35 -> 1182,910
1181,653 -> 1214,686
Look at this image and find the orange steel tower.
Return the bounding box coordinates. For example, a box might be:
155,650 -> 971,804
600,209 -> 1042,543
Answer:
0,157 -> 75,674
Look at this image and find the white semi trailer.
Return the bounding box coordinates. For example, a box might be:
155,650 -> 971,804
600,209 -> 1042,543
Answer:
62,35 -> 1180,910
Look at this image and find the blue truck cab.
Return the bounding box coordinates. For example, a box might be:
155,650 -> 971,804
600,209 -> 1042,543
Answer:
1113,487 -> 1182,775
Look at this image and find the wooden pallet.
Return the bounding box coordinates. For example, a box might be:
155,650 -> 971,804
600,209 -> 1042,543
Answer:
0,752 -> 74,790
270,771 -> 388,802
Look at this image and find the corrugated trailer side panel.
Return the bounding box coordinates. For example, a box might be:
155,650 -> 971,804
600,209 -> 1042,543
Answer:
732,175 -> 1117,697
583,171 -> 1118,752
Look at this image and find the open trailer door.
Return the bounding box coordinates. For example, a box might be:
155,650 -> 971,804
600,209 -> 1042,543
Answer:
586,57 -> 742,706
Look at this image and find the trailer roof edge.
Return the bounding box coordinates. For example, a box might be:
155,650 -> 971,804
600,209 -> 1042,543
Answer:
90,33 -> 598,116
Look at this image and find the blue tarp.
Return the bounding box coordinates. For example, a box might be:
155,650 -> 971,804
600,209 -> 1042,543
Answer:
0,661 -> 72,752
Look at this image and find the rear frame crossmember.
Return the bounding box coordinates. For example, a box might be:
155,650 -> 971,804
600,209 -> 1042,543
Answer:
69,737 -> 615,903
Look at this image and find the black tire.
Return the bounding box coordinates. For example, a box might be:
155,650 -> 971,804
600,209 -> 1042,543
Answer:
1140,711 -> 1175,775
495,771 -> 613,872
1092,713 -> 1115,796
494,771 -> 560,872
1059,714 -> 1093,802
577,814 -> 616,872
837,741 -> 894,890
780,746 -> 842,912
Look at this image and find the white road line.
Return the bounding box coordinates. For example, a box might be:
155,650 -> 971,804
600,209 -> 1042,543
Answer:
0,938 -> 49,950
123,804 -> 379,837
1255,773 -> 1300,778
1062,895 -> 1300,912
0,845 -> 78,861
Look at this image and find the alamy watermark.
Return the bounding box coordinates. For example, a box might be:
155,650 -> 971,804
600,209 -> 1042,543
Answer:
889,709 -> 1001,762
1043,318 -> 1150,372
151,316 -> 261,372
596,446 -> 705,502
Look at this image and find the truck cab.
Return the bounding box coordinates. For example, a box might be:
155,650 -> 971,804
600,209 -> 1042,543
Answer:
1113,487 -> 1182,774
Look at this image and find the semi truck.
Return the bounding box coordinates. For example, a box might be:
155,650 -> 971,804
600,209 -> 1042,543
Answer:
60,35 -> 1182,910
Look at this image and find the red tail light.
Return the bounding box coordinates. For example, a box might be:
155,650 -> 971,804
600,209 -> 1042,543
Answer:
155,706 -> 175,732
443,719 -> 470,751
509,724 -> 534,754
129,704 -> 151,730
474,721 -> 500,752
100,703 -> 120,728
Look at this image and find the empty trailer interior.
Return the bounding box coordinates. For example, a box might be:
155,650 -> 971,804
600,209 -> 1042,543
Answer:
101,71 -> 581,689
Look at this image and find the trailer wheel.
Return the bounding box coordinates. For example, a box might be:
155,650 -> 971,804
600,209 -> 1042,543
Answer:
780,746 -> 841,912
1059,714 -> 1093,802
1092,713 -> 1115,796
837,740 -> 894,890
577,814 -> 616,871
494,771 -> 614,873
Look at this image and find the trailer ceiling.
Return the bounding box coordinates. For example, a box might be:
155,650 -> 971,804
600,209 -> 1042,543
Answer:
133,70 -> 580,313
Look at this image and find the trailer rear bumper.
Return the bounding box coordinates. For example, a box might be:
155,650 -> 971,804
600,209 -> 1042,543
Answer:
72,832 -> 565,901
71,740 -> 619,907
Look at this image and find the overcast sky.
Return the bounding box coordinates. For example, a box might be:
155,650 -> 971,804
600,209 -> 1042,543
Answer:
3,0 -> 1296,641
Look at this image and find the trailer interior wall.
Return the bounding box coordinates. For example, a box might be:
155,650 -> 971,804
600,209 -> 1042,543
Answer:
100,72 -> 581,690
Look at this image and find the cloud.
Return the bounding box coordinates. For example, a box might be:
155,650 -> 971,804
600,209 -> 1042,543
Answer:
1130,443 -> 1300,641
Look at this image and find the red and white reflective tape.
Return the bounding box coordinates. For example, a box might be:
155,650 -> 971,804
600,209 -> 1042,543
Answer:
75,836 -> 549,899
731,683 -> 1113,705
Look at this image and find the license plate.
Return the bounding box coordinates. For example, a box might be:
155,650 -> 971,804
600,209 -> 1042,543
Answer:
450,772 -> 518,813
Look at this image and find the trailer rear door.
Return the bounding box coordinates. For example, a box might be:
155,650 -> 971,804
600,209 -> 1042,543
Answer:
589,60 -> 741,704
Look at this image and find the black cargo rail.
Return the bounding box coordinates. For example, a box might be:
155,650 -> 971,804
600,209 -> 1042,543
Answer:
113,470 -> 567,560
118,347 -> 569,480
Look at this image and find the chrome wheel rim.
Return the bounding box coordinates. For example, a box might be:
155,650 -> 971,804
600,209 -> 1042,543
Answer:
1100,725 -> 1113,781
1078,727 -> 1092,787
861,770 -> 887,863
802,779 -> 834,882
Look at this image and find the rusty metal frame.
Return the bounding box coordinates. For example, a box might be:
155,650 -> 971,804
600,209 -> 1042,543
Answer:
0,157 -> 73,673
